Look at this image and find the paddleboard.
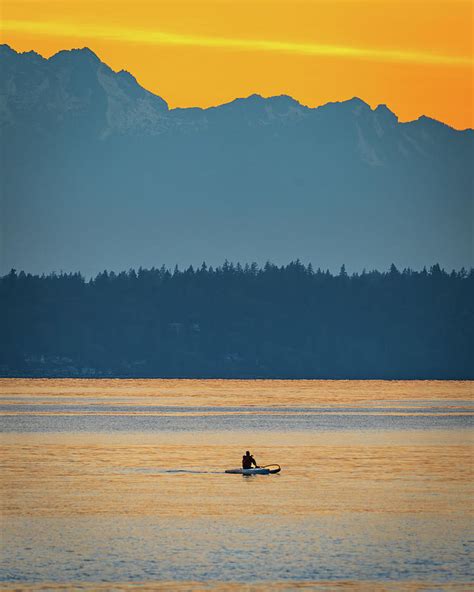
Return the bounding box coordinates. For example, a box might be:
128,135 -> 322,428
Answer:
225,464 -> 281,475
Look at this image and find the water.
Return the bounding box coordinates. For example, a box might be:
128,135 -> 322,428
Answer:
0,379 -> 472,590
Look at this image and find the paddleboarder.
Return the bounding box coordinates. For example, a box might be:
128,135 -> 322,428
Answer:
242,450 -> 258,470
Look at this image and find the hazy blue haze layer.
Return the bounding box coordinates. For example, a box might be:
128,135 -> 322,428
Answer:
1,45 -> 472,277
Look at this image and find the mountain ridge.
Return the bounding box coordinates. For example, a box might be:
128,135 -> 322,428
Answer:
2,43 -> 470,131
1,43 -> 472,277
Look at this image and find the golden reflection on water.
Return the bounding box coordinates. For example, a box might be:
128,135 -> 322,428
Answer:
0,379 -> 473,590
1,378 -> 472,407
1,430 -> 472,519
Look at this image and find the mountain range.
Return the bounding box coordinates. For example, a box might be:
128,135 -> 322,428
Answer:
1,44 -> 472,276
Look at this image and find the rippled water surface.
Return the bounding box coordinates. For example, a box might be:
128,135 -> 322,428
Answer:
0,379 -> 473,590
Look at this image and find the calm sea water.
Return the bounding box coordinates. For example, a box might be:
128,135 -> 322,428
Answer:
0,379 -> 472,591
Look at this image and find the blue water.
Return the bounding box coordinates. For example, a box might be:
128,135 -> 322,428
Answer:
1,379 -> 473,590
2,516 -> 473,585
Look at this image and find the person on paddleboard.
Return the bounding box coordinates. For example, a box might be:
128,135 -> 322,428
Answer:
242,451 -> 258,470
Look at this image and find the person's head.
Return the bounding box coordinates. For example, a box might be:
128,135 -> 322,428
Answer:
245,451 -> 251,456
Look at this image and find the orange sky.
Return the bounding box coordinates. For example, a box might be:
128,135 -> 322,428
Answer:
1,0 -> 473,129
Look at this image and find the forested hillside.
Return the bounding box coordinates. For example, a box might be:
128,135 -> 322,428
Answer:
1,262 -> 472,379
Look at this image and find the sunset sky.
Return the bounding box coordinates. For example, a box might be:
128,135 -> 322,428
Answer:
1,0 -> 473,129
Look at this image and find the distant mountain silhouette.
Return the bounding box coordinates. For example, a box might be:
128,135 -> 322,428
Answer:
1,44 -> 472,276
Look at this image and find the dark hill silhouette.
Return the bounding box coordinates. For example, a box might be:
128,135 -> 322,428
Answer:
1,263 -> 472,379
1,44 -> 472,277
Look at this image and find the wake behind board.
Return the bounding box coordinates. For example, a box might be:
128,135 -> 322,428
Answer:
225,464 -> 281,475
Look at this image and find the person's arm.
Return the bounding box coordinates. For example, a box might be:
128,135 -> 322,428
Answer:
252,456 -> 258,467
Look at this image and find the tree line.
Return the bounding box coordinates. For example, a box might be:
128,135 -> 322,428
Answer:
1,261 -> 473,378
